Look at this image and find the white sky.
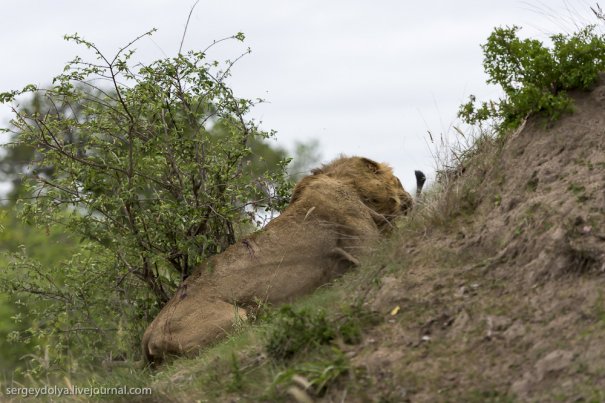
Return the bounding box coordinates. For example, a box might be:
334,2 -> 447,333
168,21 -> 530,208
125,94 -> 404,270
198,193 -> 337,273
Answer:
0,0 -> 599,191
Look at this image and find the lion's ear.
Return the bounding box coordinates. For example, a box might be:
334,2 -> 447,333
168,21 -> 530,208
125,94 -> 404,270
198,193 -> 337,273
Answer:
311,167 -> 323,175
290,186 -> 303,204
361,157 -> 381,174
290,176 -> 314,204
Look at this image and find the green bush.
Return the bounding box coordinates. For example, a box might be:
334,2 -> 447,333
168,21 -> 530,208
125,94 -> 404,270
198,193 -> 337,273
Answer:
264,304 -> 375,361
265,306 -> 335,360
1,31 -> 291,303
459,25 -> 605,132
0,29 -> 292,378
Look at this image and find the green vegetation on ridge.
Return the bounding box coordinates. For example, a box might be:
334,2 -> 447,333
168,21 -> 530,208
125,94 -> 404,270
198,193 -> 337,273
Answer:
459,24 -> 605,132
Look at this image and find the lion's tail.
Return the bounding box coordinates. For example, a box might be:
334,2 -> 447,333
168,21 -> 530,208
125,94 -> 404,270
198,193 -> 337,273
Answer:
414,170 -> 426,198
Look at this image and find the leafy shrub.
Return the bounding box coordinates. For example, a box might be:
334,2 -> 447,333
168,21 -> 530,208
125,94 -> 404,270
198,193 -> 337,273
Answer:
1,30 -> 291,303
265,306 -> 335,360
459,25 -> 605,132
264,304 -> 375,361
0,29 -> 292,377
1,242 -> 150,378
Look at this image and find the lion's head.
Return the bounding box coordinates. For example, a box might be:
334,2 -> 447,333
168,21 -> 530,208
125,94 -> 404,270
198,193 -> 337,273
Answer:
291,156 -> 412,229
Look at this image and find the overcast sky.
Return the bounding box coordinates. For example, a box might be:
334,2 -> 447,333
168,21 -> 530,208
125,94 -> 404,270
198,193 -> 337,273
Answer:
0,0 -> 599,191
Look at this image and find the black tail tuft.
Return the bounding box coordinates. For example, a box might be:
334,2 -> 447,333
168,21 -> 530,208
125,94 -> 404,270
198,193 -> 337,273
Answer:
414,170 -> 426,197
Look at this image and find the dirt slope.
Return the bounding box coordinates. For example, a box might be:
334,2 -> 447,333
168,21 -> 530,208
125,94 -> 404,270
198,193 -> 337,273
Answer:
129,77 -> 605,403
340,77 -> 605,401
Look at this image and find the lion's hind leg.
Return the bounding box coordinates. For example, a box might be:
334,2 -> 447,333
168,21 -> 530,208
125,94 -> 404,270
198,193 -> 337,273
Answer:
143,297 -> 247,363
196,299 -> 248,349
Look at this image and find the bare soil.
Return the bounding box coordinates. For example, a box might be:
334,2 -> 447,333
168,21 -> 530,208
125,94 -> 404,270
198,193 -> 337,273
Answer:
330,77 -> 605,402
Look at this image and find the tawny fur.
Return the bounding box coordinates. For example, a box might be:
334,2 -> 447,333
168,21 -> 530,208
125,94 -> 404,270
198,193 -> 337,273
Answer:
142,156 -> 412,363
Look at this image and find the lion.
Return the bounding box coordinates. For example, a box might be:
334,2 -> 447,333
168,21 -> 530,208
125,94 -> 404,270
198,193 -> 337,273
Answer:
142,156 -> 422,364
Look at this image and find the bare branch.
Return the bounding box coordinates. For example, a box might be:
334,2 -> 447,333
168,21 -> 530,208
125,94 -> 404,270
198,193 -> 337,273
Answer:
179,0 -> 200,54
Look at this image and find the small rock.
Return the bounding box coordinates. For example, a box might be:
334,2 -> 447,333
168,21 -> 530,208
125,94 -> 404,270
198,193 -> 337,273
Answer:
371,277 -> 403,311
487,315 -> 512,332
485,315 -> 510,339
510,371 -> 533,398
503,321 -> 526,341
451,310 -> 471,336
550,227 -> 566,242
456,286 -> 467,297
535,350 -> 574,381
